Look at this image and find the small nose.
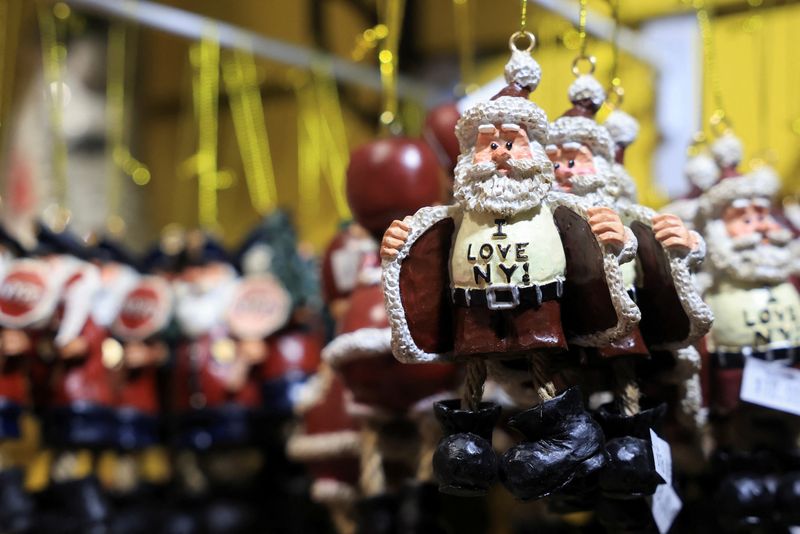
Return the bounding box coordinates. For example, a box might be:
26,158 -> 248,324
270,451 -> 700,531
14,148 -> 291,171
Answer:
554,164 -> 571,179
492,149 -> 511,165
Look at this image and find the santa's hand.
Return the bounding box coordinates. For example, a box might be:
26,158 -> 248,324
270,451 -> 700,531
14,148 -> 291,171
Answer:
380,217 -> 412,260
588,207 -> 627,251
652,213 -> 697,253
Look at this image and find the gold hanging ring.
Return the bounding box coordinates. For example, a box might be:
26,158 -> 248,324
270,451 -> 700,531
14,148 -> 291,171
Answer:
509,31 -> 536,52
571,54 -> 596,76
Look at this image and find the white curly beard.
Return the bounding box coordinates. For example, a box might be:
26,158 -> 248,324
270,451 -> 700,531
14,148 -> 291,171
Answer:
705,219 -> 794,284
453,146 -> 553,217
552,156 -> 616,204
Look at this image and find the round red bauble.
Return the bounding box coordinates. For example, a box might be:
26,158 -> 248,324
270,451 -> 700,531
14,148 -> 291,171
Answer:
346,138 -> 443,241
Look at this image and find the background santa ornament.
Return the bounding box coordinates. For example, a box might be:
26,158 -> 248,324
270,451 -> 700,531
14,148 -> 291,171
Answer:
381,32 -> 640,501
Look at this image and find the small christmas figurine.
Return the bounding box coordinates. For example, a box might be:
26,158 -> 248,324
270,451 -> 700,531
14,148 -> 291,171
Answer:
381,34 -> 639,500
28,224 -> 117,532
170,231 -> 263,532
543,77 -> 711,513
0,229 -> 36,533
685,131 -> 800,529
106,274 -> 173,531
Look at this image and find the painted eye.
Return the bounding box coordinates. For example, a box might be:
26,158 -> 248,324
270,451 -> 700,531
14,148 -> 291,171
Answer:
568,160 -> 575,168
553,163 -> 560,170
490,142 -> 498,150
744,218 -> 752,224
506,141 -> 513,150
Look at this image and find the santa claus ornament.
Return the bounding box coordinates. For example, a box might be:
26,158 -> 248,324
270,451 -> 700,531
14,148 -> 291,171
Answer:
687,131 -> 800,529
381,32 -> 641,500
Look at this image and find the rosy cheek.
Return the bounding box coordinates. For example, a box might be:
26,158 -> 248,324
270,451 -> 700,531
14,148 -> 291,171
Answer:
512,145 -> 532,160
473,149 -> 492,163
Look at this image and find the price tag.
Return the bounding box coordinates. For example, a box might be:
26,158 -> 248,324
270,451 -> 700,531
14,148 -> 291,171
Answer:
649,483 -> 682,534
650,429 -> 673,486
740,357 -> 800,416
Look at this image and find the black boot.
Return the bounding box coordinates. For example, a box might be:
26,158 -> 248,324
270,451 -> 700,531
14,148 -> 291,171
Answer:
397,482 -> 448,534
594,402 -> 667,498
356,493 -> 399,534
0,468 -> 34,533
432,400 -> 500,497
715,473 -> 777,531
499,386 -> 607,501
776,471 -> 800,527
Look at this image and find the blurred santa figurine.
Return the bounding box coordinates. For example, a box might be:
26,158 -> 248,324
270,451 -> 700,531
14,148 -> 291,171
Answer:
692,131 -> 800,530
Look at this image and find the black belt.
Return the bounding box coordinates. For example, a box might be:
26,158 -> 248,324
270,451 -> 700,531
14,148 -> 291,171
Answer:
713,347 -> 798,369
451,280 -> 563,310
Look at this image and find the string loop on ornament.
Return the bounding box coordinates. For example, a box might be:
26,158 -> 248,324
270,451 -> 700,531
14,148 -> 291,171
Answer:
606,84 -> 625,109
709,109 -> 732,136
571,54 -> 596,77
508,30 -> 535,52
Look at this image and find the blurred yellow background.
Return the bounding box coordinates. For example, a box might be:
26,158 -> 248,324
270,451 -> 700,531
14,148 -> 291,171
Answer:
0,0 -> 797,251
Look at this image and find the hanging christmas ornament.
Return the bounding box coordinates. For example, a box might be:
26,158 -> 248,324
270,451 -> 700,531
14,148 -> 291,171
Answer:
381,28 -> 640,501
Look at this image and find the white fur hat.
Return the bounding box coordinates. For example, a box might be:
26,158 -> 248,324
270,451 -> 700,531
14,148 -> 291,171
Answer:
547,75 -> 615,161
699,164 -> 780,220
455,48 -> 548,152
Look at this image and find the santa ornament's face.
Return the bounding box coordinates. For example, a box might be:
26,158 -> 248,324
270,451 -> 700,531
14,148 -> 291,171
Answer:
723,199 -> 781,240
453,123 -> 553,217
548,144 -> 596,193
706,198 -> 795,284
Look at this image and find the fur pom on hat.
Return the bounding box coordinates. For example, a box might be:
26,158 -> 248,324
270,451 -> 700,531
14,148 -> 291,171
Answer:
546,75 -> 615,161
455,47 -> 548,153
684,152 -> 720,193
568,75 -> 606,113
604,110 -> 639,148
710,131 -> 743,172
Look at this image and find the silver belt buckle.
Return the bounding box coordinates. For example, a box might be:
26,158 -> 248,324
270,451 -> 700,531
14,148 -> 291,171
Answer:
485,284 -> 520,310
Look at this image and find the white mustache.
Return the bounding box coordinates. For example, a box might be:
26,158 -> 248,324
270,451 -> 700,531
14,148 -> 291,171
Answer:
731,228 -> 793,250
463,158 -> 545,182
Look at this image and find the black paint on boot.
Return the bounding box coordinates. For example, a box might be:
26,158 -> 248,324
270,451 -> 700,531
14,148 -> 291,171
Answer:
0,468 -> 34,533
432,400 -> 501,497
499,386 -> 607,501
356,494 -> 399,534
595,402 -> 667,498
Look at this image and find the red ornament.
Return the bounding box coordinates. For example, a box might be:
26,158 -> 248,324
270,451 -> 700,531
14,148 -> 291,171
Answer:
423,103 -> 461,174
346,138 -> 444,241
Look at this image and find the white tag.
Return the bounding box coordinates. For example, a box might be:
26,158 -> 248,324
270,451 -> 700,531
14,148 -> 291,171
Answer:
330,249 -> 361,293
740,357 -> 800,416
649,484 -> 683,534
650,429 -> 673,486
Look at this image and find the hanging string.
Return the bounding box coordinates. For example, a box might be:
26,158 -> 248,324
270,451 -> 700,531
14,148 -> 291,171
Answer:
0,0 -> 19,157
520,0 -> 528,32
37,3 -> 69,221
222,47 -> 278,215
578,0 -> 588,58
185,28 -> 232,230
607,0 -> 624,108
695,1 -> 729,134
571,0 -> 596,77
293,72 -> 322,230
377,0 -> 407,132
106,18 -> 150,236
452,0 -> 477,95
312,62 -> 351,220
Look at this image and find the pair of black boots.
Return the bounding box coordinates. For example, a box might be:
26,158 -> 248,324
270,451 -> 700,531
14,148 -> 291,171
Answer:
432,386 -> 666,504
714,451 -> 800,531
